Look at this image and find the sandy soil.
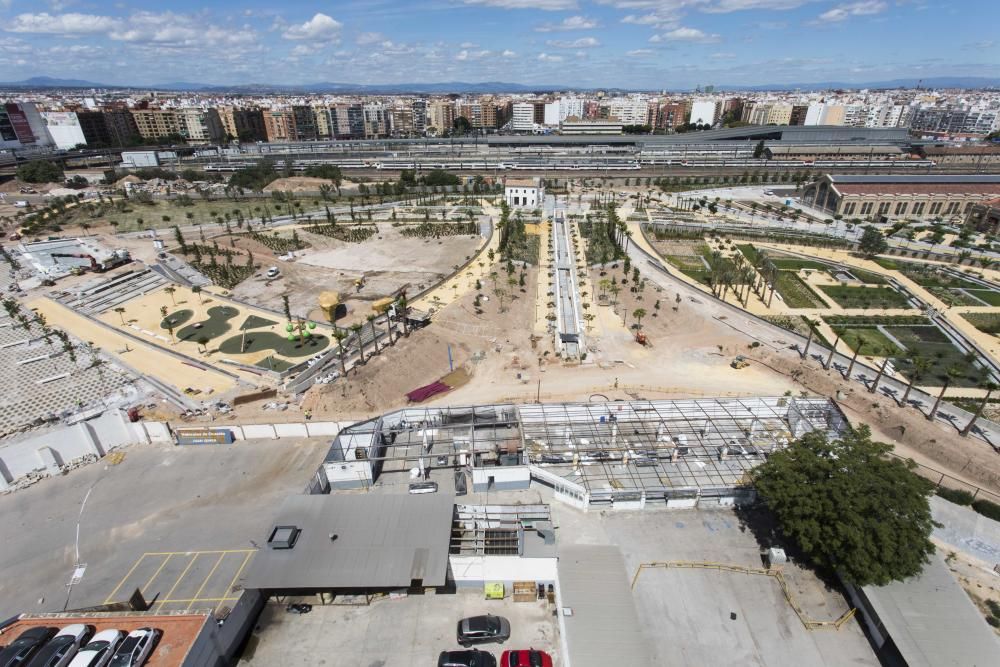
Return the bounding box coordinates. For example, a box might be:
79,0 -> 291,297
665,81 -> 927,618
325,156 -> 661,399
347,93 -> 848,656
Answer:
263,176 -> 340,193
939,546 -> 1000,636
228,222 -> 480,326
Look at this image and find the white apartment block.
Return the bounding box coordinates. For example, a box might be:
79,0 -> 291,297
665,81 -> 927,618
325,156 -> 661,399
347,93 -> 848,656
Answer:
512,102 -> 536,131
689,100 -> 717,126
608,98 -> 650,125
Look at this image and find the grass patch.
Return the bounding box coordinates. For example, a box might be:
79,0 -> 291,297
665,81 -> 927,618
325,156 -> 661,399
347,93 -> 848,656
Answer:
176,305 -> 240,341
829,326 -> 902,357
872,257 -> 902,270
926,287 -> 989,307
818,285 -> 912,309
737,244 -> 760,264
890,325 -> 986,388
218,331 -> 329,357
253,355 -> 294,372
962,312 -> 1000,335
965,289 -> 1000,306
850,269 -> 888,285
774,271 -> 825,308
240,315 -> 278,330
160,309 -> 194,329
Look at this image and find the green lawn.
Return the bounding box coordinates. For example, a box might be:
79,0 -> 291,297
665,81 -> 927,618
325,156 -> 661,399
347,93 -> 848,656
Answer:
964,289 -> 1000,306
175,305 -> 240,341
829,326 -> 902,357
774,271 -> 826,308
818,285 -> 913,310
926,287 -> 988,307
218,331 -> 329,357
962,312 -> 1000,336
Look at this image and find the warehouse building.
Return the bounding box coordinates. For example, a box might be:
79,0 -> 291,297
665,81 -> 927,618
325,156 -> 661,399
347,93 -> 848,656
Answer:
804,174 -> 1000,221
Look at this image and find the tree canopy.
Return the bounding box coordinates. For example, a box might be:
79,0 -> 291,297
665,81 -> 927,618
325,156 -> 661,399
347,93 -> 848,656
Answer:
858,225 -> 889,258
228,160 -> 276,192
17,160 -> 64,183
751,425 -> 934,586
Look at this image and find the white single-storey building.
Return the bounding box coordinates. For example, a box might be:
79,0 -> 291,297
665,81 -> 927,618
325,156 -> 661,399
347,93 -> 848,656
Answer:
505,177 -> 544,208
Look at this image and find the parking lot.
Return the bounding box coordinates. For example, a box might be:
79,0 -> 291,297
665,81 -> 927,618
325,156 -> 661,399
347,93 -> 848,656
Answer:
0,437 -> 330,618
240,591 -> 560,666
104,549 -> 255,613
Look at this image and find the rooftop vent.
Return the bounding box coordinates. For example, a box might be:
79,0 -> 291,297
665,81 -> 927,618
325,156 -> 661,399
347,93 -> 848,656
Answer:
268,525 -> 301,549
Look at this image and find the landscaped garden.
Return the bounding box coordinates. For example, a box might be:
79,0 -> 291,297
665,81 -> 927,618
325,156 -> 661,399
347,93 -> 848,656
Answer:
774,271 -> 826,308
818,285 -> 913,310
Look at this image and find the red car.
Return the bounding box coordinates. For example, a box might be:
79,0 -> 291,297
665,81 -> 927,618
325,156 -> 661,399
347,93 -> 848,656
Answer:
499,649 -> 553,667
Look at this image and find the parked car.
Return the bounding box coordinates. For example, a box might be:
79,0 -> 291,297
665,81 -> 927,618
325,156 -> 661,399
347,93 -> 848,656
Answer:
457,615 -> 510,647
107,629 -> 159,667
0,628 -> 56,667
27,624 -> 92,667
438,649 -> 497,667
500,649 -> 553,667
265,266 -> 280,279
68,630 -> 124,667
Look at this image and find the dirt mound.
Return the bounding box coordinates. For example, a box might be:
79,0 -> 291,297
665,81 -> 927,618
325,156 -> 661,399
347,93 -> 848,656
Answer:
263,177 -> 337,193
0,180 -> 60,194
114,174 -> 143,187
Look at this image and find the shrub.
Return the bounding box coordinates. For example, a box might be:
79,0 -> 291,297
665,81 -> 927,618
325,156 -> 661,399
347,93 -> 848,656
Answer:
972,498 -> 1000,522
987,616 -> 1000,628
936,487 -> 974,506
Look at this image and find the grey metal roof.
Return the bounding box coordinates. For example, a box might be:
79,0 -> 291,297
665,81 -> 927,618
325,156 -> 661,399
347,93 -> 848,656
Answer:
243,492 -> 455,590
861,552 -> 1000,667
830,174 -> 1000,184
558,545 -> 653,667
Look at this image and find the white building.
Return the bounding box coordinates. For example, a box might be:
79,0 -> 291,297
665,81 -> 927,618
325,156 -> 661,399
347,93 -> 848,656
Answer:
689,100 -> 718,126
505,177 -> 544,208
511,102 -> 536,131
544,101 -> 561,126
559,97 -> 584,122
608,98 -> 650,126
41,112 -> 86,150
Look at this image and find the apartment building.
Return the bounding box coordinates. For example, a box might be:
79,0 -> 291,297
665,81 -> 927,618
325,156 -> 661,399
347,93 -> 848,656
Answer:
291,105 -> 318,141
131,109 -> 184,140
511,102 -> 536,131
427,100 -> 455,135
363,103 -> 390,138
263,110 -> 293,142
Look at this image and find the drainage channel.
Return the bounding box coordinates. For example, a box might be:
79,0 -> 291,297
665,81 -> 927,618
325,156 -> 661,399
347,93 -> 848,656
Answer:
551,203 -> 583,357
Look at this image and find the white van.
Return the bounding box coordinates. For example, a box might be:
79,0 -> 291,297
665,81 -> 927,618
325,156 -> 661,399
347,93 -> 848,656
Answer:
266,266 -> 280,279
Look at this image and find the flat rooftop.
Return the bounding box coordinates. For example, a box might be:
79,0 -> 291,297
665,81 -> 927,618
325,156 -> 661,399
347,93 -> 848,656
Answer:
2,613 -> 209,667
243,492 -> 455,591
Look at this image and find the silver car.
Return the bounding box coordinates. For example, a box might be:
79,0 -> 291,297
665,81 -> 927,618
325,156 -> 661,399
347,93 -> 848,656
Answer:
68,630 -> 123,667
107,629 -> 159,667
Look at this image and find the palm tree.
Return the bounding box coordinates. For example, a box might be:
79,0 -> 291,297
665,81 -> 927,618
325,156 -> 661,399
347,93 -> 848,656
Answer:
192,285 -> 203,304
396,295 -> 409,337
350,323 -> 365,365
367,314 -> 381,354
114,307 -> 127,325
332,329 -> 349,375
633,308 -> 647,329
164,286 -> 177,306
961,380 -> 998,437
900,356 -> 932,407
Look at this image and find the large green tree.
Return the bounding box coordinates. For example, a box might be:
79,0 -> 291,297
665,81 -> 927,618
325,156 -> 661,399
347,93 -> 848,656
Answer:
751,425 -> 934,586
858,225 -> 889,258
17,160 -> 64,183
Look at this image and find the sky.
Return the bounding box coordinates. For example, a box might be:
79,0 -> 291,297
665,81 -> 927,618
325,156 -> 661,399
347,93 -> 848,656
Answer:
0,1 -> 997,89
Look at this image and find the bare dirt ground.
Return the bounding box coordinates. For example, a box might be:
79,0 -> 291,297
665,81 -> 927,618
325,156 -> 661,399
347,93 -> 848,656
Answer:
940,547 -> 1000,637
226,222 -> 480,326
262,176 -> 339,193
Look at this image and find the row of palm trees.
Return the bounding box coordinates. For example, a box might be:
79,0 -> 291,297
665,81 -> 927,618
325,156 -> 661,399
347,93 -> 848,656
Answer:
325,295 -> 411,377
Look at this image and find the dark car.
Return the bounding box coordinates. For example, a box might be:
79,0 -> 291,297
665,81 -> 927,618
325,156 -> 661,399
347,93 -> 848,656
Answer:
457,615 -> 510,647
438,649 -> 497,667
0,628 -> 57,667
500,649 -> 553,667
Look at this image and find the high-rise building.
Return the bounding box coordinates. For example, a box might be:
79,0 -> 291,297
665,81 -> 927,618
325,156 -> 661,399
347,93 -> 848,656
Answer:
131,109 -> 183,140
290,106 -> 318,141
263,110 -> 293,142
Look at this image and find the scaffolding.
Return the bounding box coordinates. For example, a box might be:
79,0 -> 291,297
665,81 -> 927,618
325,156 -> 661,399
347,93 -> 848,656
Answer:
326,397 -> 849,508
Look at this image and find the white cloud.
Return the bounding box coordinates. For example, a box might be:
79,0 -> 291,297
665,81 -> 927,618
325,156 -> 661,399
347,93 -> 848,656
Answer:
356,31 -> 384,45
501,49 -> 516,57
535,15 -> 598,31
8,12 -> 120,34
291,44 -> 322,57
456,49 -> 491,61
651,26 -> 720,43
817,1 -> 887,22
460,41 -> 479,48
710,51 -> 736,59
547,36 -> 600,48
281,13 -> 342,40
538,52 -> 564,62
627,48 -> 656,57
109,12 -> 256,48
461,0 -> 578,9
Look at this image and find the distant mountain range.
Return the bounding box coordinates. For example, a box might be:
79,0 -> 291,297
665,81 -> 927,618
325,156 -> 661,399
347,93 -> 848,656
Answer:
1,75 -> 998,93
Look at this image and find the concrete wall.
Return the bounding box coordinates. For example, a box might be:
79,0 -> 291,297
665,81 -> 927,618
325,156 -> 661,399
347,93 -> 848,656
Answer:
450,555 -> 558,587
225,421 -> 345,441
472,466 -> 530,492
0,411 -> 152,490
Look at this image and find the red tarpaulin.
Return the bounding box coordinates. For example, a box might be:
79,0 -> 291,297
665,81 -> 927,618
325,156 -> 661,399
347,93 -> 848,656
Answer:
406,381 -> 451,403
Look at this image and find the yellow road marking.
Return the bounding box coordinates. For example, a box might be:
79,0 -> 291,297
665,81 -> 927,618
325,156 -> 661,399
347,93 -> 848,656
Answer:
103,553 -> 147,605
141,554 -> 173,592
192,553 -> 226,603
216,551 -> 254,612
139,549 -> 255,556
156,553 -> 199,612
158,596 -> 242,604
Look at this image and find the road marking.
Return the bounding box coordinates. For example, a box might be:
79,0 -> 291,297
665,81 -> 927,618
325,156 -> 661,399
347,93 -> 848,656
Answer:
103,553 -> 147,605
140,549 -> 255,556
191,553 -> 226,604
160,596 -> 242,604
157,553 -> 198,612
142,554 -> 173,592
217,551 -> 254,612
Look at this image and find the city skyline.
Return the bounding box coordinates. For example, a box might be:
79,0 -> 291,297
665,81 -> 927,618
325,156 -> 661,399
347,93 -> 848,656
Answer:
0,1 -> 997,89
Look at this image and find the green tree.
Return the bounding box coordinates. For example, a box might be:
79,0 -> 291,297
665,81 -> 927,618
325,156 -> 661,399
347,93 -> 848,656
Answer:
859,225 -> 889,259
17,160 -> 64,183
752,140 -> 766,159
751,425 -> 934,586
